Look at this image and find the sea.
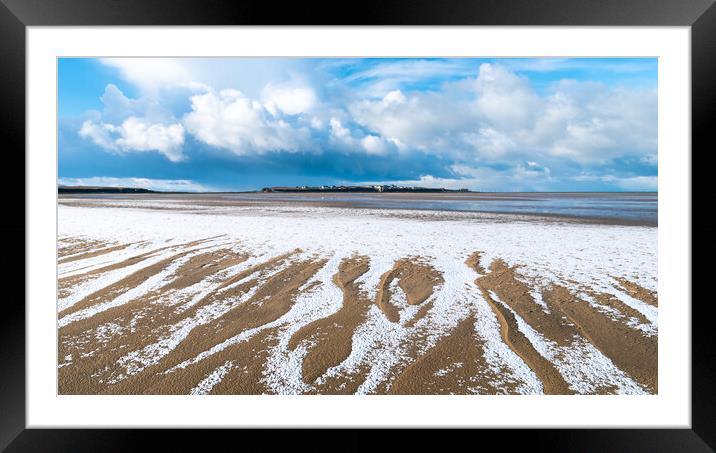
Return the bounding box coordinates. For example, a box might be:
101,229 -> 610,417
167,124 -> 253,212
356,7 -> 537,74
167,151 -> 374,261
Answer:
213,192 -> 658,226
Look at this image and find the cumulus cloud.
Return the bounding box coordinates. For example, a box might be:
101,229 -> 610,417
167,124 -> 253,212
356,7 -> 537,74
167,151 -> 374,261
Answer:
100,58 -> 194,95
362,161 -> 556,192
261,82 -> 317,116
361,172 -> 495,192
361,135 -> 388,155
72,58 -> 657,191
329,117 -> 351,141
76,83 -> 187,161
349,63 -> 656,170
99,84 -> 145,123
350,90 -> 467,154
461,128 -> 515,158
450,162 -> 553,191
114,118 -> 185,160
326,116 -> 395,155
78,120 -> 118,150
183,89 -> 312,155
91,60 -> 657,168
382,90 -> 406,105
79,117 -> 186,162
472,63 -> 539,129
540,81 -> 657,164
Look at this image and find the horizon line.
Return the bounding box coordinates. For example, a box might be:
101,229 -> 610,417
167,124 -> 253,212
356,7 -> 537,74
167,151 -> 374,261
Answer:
57,184 -> 658,195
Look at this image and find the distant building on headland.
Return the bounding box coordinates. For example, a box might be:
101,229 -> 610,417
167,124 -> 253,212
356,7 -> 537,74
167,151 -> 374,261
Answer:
260,185 -> 472,193
58,185 -> 156,194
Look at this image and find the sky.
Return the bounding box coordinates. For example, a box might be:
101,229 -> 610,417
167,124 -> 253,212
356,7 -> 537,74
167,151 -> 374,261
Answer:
58,57 -> 658,192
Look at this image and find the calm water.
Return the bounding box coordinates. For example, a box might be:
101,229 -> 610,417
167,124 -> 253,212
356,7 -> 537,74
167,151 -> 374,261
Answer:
219,192 -> 658,226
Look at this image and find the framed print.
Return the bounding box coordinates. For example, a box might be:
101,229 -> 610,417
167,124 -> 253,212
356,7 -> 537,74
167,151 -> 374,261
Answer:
3,0 -> 715,450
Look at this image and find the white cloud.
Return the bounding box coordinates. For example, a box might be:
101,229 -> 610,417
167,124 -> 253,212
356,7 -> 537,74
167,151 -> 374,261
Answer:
362,162 -> 557,192
262,82 -> 317,116
572,174 -> 657,191
59,177 -> 211,192
349,64 -> 656,168
78,120 -> 119,150
77,59 -> 657,187
114,118 -> 185,161
382,90 -> 406,105
78,83 -> 187,162
327,117 -> 393,155
472,63 -> 539,129
461,128 -> 515,158
183,89 -> 311,155
79,117 -> 186,162
361,169 -> 470,191
514,161 -> 552,180
327,117 -> 360,152
103,58 -> 318,102
350,90 -> 466,154
340,59 -> 476,98
310,117 -> 324,129
500,58 -> 655,75
99,84 -> 144,123
329,117 -> 352,141
345,59 -> 472,83
100,58 -> 194,95
361,135 -> 387,155
362,174 -> 474,190
540,81 -> 657,164
614,176 -> 658,191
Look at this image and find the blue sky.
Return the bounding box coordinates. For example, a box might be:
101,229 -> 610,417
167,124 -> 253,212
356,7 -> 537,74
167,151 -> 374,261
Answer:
58,57 -> 657,192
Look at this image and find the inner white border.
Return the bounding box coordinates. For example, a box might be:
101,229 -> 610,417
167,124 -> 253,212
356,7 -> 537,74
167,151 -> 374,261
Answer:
27,26 -> 691,428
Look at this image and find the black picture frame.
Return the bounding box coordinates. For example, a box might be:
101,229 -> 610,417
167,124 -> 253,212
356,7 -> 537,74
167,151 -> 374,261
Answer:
2,0 -> 714,451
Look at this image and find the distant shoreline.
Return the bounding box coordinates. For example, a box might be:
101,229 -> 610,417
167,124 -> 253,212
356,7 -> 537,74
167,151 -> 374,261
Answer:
57,185 -> 657,195
58,184 -> 471,194
260,185 -> 471,194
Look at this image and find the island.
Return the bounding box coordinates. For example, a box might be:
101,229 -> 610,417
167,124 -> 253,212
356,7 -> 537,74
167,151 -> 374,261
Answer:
260,185 -> 471,193
58,184 -> 473,194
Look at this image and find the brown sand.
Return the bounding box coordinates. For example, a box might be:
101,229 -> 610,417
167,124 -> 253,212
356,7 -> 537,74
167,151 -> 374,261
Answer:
543,285 -> 658,393
614,277 -> 658,307
58,237 -> 223,299
589,291 -> 653,329
479,288 -> 573,395
59,241 -> 135,264
472,258 -> 574,394
472,256 -> 658,394
465,251 -> 486,274
59,248 -> 198,319
288,255 -> 372,386
308,363 -> 373,395
389,315 -> 502,394
58,235 -> 657,395
403,300 -> 434,329
107,256 -> 327,394
58,250 -> 290,394
163,248 -> 248,291
58,238 -> 111,258
375,258 -> 444,323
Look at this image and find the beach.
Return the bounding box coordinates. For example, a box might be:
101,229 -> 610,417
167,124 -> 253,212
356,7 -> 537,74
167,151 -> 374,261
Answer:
57,193 -> 658,395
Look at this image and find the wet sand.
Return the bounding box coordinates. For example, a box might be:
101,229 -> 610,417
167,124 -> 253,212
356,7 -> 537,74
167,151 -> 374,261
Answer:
59,191 -> 657,226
